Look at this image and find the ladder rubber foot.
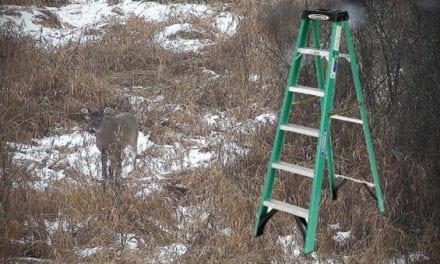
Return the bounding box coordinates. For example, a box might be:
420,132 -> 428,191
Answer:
254,209 -> 278,237
332,189 -> 338,200
293,216 -> 308,240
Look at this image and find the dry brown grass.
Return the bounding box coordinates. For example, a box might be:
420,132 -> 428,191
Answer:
1,0 -> 439,263
0,0 -> 69,7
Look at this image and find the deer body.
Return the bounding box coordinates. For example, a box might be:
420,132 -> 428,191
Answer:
82,108 -> 138,184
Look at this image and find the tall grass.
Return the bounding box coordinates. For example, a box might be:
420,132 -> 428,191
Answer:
0,0 -> 439,263
0,0 -> 69,7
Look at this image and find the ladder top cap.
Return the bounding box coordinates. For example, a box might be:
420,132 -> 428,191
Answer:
302,9 -> 349,22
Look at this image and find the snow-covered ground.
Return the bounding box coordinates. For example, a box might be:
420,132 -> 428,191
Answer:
2,0 -> 245,192
43,215 -> 186,260
0,0 -> 238,50
7,84 -> 277,191
8,105 -> 276,191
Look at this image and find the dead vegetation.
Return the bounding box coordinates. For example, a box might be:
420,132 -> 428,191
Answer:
0,0 -> 69,7
1,0 -> 439,263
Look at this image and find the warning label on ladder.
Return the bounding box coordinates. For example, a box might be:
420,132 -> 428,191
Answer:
330,59 -> 338,79
320,128 -> 327,155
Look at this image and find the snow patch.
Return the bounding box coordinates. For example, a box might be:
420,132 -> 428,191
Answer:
277,235 -> 301,258
9,130 -> 215,191
333,230 -> 351,242
117,233 -> 144,250
76,246 -> 102,258
44,218 -> 69,235
0,0 -> 239,48
215,11 -> 239,36
9,104 -> 273,196
329,223 -> 341,230
255,113 -> 277,124
201,67 -> 221,79
203,112 -> 277,133
154,23 -> 211,53
135,182 -> 162,197
127,95 -> 148,109
220,227 -> 232,236
155,243 -> 187,263
203,114 -> 221,126
248,74 -> 259,82
390,251 -> 430,264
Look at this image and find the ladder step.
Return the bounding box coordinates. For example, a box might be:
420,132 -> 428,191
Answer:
335,174 -> 374,187
289,85 -> 324,97
264,199 -> 309,220
298,47 -> 350,61
280,124 -> 319,137
272,161 -> 314,178
331,114 -> 363,124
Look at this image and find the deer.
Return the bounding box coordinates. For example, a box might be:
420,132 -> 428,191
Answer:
81,107 -> 138,185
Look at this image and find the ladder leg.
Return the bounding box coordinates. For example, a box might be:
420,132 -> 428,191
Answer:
304,22 -> 342,254
253,10 -> 383,256
253,19 -> 310,236
326,134 -> 337,199
311,20 -> 336,199
343,21 -> 385,213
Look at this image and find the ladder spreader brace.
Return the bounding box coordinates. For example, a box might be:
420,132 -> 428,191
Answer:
253,9 -> 385,254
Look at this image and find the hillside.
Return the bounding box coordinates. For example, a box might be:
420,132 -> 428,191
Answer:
1,0 -> 439,263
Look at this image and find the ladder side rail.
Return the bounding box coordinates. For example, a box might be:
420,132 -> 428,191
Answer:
311,20 -> 325,91
311,20 -> 337,200
304,21 -> 343,254
342,21 -> 385,213
253,19 -> 311,236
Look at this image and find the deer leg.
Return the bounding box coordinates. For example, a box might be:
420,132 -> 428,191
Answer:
115,148 -> 122,186
109,153 -> 114,184
132,145 -> 137,171
101,148 -> 108,181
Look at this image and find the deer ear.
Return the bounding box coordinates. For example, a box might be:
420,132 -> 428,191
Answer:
80,107 -> 89,114
103,107 -> 112,114
80,107 -> 90,119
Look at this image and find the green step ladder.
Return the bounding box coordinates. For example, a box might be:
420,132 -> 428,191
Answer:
253,9 -> 385,254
